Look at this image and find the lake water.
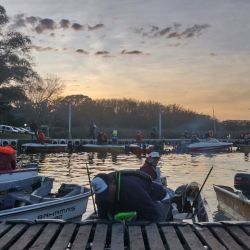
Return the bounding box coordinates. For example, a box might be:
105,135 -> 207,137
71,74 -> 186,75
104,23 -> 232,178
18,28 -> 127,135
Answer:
19,149 -> 249,220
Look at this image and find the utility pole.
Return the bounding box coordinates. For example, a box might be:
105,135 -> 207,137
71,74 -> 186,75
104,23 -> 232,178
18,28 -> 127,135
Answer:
159,110 -> 162,139
68,102 -> 72,139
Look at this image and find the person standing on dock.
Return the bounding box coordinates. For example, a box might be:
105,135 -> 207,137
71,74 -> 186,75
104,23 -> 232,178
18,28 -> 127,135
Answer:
91,172 -> 171,222
89,121 -> 97,139
111,129 -> 118,144
38,130 -> 46,144
136,130 -> 143,144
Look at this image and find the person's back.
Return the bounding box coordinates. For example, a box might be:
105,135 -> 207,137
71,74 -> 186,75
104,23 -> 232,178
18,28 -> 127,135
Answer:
92,172 -> 168,222
0,146 -> 16,171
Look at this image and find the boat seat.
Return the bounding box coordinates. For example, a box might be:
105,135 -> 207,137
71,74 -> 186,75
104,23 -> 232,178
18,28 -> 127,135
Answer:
57,184 -> 82,197
30,178 -> 53,203
7,191 -> 33,205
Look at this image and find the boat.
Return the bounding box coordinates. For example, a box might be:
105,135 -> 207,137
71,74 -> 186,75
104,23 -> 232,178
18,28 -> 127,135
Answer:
237,144 -> 250,153
187,138 -> 232,152
89,170 -> 213,223
129,143 -> 154,155
0,163 -> 38,182
0,176 -> 91,221
214,173 -> 250,220
172,182 -> 213,222
21,143 -> 68,154
81,144 -> 126,154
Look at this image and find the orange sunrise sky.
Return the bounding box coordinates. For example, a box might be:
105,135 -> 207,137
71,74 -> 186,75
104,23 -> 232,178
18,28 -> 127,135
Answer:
2,0 -> 250,121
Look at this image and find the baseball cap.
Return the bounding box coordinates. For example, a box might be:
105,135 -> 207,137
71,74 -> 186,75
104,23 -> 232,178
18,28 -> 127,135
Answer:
149,151 -> 160,158
91,174 -> 112,202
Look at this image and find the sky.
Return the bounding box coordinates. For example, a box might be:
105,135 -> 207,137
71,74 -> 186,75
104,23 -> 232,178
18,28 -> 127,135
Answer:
1,0 -> 250,121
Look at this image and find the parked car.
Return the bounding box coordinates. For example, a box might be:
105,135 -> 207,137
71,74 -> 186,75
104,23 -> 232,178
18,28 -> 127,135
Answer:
0,125 -> 19,134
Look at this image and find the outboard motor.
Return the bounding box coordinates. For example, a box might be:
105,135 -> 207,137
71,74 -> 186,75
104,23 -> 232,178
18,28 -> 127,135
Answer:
234,173 -> 250,198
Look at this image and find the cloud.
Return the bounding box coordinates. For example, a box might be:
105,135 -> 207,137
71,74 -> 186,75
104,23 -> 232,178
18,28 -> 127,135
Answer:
76,49 -> 88,54
60,19 -> 70,28
210,52 -> 218,56
26,16 -> 39,25
96,51 -> 109,55
121,50 -> 144,55
88,23 -> 104,31
181,24 -> 210,38
31,45 -> 58,52
12,14 -> 26,28
35,18 -> 56,33
134,23 -> 210,40
72,22 -> 84,31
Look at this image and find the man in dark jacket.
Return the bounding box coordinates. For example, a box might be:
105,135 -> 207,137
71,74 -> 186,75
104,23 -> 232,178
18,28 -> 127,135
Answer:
91,171 -> 170,221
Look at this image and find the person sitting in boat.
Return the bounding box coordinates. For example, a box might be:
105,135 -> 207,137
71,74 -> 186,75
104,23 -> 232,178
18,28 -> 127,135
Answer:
140,152 -> 175,201
140,151 -> 161,183
91,171 -> 172,222
38,130 -> 46,144
0,145 -> 16,171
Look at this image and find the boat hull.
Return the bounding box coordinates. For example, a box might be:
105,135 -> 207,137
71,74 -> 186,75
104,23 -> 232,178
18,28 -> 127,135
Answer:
129,144 -> 154,155
187,140 -> 232,153
0,168 -> 38,182
238,144 -> 250,153
0,192 -> 90,221
214,185 -> 250,220
22,143 -> 67,154
81,144 -> 126,154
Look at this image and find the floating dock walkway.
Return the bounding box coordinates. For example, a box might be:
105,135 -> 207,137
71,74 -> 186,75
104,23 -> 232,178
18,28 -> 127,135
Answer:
0,220 -> 249,249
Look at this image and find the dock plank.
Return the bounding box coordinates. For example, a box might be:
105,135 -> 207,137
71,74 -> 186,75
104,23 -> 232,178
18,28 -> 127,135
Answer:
0,222 -> 12,237
71,224 -> 92,250
91,223 -> 108,250
161,225 -> 184,250
194,226 -> 226,250
145,223 -> 165,250
211,226 -> 243,250
178,225 -> 204,250
50,223 -> 77,250
227,226 -> 250,250
29,223 -> 61,250
0,224 -> 27,249
9,224 -> 44,250
128,226 -> 145,250
111,223 -> 124,250
243,226 -> 250,235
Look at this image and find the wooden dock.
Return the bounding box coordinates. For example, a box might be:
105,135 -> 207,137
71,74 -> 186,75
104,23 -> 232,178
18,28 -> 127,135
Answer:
0,220 -> 250,249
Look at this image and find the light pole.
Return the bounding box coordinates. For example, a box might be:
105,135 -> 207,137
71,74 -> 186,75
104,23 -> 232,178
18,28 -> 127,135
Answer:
68,102 -> 72,139
159,110 -> 164,139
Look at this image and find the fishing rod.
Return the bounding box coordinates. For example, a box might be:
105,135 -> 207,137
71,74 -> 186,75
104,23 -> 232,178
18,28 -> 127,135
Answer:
186,165 -> 213,218
85,162 -> 97,214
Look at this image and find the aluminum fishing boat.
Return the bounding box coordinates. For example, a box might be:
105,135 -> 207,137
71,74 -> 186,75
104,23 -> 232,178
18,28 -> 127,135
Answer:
0,176 -> 91,221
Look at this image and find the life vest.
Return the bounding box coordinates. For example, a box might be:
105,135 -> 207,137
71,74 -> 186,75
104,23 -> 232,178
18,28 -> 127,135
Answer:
0,145 -> 15,155
112,130 -> 118,137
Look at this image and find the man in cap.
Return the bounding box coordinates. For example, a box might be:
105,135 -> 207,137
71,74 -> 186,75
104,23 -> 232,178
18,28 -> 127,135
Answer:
91,172 -> 170,221
140,151 -> 161,182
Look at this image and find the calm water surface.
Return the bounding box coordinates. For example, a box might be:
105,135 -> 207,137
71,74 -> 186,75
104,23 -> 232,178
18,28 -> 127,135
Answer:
19,149 -> 249,220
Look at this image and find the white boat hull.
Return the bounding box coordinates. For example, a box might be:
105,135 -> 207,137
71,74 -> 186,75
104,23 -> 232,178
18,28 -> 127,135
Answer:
0,193 -> 90,221
187,139 -> 232,152
0,168 -> 38,182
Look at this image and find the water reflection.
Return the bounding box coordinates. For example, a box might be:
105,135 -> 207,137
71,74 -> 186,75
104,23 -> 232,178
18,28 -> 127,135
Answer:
18,151 -> 249,220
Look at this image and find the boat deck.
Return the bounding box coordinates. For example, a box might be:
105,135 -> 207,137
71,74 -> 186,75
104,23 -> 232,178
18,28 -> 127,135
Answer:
0,220 -> 250,249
